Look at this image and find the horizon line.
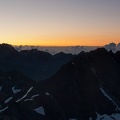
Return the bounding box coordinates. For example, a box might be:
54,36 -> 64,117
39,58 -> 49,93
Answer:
0,42 -> 119,47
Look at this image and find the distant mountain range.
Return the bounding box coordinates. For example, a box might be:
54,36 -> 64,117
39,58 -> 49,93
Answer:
0,44 -> 120,119
14,42 -> 120,55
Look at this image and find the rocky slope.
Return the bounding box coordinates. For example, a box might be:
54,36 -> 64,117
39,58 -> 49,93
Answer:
0,48 -> 120,119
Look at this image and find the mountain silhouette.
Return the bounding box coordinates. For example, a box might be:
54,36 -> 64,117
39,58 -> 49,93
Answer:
0,44 -> 74,81
0,48 -> 120,119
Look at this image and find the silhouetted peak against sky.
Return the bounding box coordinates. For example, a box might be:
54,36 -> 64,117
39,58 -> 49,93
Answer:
0,42 -> 120,55
91,48 -> 108,53
0,43 -> 18,55
0,1 -> 120,118
20,48 -> 52,58
0,43 -> 15,50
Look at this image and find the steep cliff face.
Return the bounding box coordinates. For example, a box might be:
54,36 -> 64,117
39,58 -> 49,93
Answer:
0,48 -> 120,120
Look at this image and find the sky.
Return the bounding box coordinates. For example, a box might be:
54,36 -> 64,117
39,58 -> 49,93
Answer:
0,0 -> 120,46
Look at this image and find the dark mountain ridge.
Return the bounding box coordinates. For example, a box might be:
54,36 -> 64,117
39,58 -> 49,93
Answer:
0,47 -> 120,119
38,48 -> 120,119
0,43 -> 74,81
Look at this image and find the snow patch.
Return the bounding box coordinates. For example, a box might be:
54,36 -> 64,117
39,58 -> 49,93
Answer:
5,97 -> 13,104
32,94 -> 39,98
0,106 -> 9,113
72,62 -> 75,65
0,86 -> 2,91
12,86 -> 21,94
111,113 -> 120,119
34,106 -> 45,115
24,94 -> 39,101
89,117 -> 92,120
100,87 -> 120,110
96,112 -> 112,120
96,112 -> 120,120
91,68 -> 96,73
45,92 -> 50,96
16,87 -> 33,102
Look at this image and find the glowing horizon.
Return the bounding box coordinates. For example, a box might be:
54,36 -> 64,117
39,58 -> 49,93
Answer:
0,0 -> 120,46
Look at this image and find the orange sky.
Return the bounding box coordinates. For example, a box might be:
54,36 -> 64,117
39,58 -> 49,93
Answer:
0,0 -> 120,46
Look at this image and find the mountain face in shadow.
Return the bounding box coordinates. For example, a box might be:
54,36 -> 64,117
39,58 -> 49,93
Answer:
0,44 -> 74,81
0,48 -> 120,119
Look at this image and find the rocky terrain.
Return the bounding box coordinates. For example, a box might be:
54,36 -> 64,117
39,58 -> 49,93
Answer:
0,44 -> 120,119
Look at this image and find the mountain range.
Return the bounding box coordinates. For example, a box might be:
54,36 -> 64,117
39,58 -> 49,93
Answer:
14,42 -> 120,55
0,44 -> 120,119
0,43 -> 74,81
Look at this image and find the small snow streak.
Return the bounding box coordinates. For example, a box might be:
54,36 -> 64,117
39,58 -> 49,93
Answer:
24,94 -> 39,101
69,119 -> 77,120
72,62 -> 75,65
0,86 -> 2,91
5,97 -> 13,104
45,92 -> 50,96
96,112 -> 120,120
89,117 -> 92,120
16,87 -> 33,102
0,106 -> 9,113
100,87 -> 120,110
32,94 -> 39,98
91,68 -> 96,73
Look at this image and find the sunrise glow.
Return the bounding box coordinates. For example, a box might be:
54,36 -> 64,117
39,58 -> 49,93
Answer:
0,0 -> 120,46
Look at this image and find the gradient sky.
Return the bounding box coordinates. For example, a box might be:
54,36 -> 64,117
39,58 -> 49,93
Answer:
0,0 -> 120,46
